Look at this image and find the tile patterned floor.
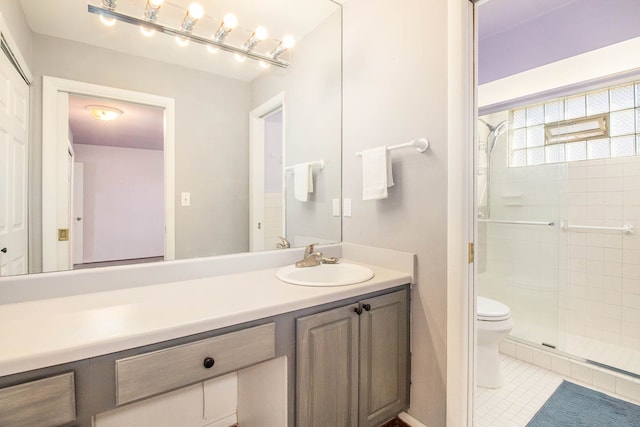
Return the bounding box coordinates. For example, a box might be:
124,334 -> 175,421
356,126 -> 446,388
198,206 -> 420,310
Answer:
475,355 -> 563,427
475,354 -> 640,427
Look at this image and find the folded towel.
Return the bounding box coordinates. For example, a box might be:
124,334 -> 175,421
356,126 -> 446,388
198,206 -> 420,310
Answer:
294,163 -> 314,202
361,146 -> 394,200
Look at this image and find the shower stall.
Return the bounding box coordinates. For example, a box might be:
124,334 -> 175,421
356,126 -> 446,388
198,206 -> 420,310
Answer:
477,80 -> 640,377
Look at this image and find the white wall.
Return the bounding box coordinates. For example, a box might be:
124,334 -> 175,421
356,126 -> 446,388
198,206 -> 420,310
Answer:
73,144 -> 164,263
342,0 -> 449,425
0,2 -> 32,68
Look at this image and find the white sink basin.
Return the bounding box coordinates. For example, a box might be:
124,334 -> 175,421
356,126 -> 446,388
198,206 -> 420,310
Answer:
276,262 -> 375,287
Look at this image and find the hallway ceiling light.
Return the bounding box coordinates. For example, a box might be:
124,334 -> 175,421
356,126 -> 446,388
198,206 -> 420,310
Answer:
87,0 -> 291,68
85,105 -> 124,121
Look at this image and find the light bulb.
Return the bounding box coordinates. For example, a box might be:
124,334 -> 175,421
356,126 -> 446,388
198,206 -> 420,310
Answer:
207,45 -> 219,54
259,61 -> 271,69
100,15 -> 116,26
140,26 -> 155,37
175,36 -> 190,47
282,35 -> 295,49
255,26 -> 268,41
149,0 -> 164,6
223,13 -> 238,30
188,2 -> 204,19
235,53 -> 247,62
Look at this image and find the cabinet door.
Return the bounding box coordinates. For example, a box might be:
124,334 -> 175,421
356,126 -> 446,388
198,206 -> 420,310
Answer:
359,290 -> 409,427
297,304 -> 359,427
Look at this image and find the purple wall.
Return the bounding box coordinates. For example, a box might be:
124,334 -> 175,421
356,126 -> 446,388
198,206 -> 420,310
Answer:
478,0 -> 640,84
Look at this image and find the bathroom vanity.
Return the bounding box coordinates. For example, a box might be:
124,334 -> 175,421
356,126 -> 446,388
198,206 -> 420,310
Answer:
0,245 -> 414,427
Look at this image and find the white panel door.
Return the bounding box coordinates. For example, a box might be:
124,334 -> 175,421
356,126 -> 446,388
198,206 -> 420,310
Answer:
0,50 -> 28,276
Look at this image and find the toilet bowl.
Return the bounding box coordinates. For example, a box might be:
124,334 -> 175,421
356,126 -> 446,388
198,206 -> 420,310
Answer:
476,296 -> 513,389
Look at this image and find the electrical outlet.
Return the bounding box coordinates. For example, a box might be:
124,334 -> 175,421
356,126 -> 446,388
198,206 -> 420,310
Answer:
181,192 -> 191,206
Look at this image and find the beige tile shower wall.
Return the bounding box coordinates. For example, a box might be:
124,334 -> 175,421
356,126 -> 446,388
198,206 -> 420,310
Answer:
564,156 -> 640,350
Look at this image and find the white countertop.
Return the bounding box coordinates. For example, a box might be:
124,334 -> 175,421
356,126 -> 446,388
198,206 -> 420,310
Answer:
0,261 -> 411,377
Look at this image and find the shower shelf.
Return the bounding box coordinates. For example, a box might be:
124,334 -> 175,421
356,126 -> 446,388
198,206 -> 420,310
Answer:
478,219 -> 555,226
560,222 -> 635,234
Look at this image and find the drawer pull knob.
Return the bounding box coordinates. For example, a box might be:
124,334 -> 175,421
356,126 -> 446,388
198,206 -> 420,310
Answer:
354,306 -> 363,315
203,357 -> 215,369
362,303 -> 371,311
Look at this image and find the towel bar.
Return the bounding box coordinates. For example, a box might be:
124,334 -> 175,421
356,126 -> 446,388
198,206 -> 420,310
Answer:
355,138 -> 430,157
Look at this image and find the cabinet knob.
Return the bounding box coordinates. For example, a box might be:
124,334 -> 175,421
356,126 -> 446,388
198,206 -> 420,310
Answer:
354,306 -> 363,315
203,357 -> 215,369
362,303 -> 371,311
0,248 -> 6,253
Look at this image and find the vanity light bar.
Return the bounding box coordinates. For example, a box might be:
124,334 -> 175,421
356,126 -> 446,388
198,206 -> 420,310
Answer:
88,4 -> 290,68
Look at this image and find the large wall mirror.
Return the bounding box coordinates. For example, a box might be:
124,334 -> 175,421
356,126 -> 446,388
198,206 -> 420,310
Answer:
0,0 -> 342,277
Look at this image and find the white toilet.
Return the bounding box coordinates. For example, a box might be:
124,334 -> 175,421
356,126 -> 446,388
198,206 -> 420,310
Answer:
476,296 -> 513,389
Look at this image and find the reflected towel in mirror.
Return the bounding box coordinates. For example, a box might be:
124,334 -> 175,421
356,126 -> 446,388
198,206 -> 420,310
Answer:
294,163 -> 314,202
361,146 -> 394,200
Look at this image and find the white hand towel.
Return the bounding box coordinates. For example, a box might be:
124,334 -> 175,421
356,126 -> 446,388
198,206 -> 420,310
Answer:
361,146 -> 394,200
294,163 -> 314,202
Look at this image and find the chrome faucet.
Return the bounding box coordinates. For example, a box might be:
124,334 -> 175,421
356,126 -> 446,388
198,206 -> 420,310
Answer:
296,243 -> 323,267
276,236 -> 291,249
295,243 -> 340,268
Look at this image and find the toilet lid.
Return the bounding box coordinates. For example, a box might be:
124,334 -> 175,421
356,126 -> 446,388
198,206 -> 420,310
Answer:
477,296 -> 511,321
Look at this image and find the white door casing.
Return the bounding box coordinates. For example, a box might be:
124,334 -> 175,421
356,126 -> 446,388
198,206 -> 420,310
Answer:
0,47 -> 29,276
249,92 -> 285,252
42,76 -> 176,272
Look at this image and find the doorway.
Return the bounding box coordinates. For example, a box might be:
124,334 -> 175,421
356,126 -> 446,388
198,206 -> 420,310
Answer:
69,94 -> 165,268
41,76 -> 176,272
249,93 -> 286,252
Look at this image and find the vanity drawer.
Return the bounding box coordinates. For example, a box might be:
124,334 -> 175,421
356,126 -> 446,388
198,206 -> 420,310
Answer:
116,322 -> 275,405
0,372 -> 76,427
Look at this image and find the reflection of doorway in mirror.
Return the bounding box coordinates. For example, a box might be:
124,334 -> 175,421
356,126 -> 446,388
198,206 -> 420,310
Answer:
263,110 -> 284,250
68,94 -> 165,269
0,48 -> 29,276
249,93 -> 285,252
42,78 -> 176,274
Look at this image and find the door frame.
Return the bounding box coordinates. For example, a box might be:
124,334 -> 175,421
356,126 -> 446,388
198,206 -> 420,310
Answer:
42,76 -> 175,272
446,0 -> 476,426
249,92 -> 285,252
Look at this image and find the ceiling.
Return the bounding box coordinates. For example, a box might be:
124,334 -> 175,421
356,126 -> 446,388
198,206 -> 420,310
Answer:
69,95 -> 164,150
478,0 -> 640,84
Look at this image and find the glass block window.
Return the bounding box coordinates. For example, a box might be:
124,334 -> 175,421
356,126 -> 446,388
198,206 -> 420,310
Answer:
507,80 -> 640,167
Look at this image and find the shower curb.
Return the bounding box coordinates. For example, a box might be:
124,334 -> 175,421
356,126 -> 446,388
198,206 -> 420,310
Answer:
500,338 -> 640,404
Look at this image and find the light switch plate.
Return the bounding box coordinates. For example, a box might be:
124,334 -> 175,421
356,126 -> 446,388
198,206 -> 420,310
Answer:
332,198 -> 340,217
181,192 -> 191,207
343,198 -> 352,217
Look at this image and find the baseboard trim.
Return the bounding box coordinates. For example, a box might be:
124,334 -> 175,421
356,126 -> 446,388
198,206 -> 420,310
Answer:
399,412 -> 428,427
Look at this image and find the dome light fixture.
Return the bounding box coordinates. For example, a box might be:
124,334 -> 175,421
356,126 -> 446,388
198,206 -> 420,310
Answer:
85,105 -> 124,121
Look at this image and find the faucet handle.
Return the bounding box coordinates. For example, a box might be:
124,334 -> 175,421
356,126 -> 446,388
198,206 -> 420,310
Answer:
306,243 -> 319,254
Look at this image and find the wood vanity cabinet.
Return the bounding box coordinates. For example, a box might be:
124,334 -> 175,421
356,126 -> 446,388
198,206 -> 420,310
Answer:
296,289 -> 409,427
